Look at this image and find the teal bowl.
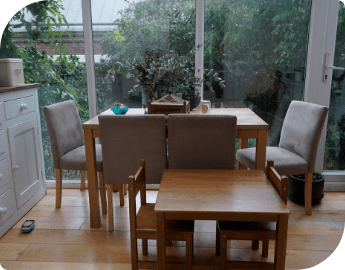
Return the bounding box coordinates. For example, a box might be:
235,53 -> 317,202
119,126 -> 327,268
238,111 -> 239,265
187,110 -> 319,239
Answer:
111,106 -> 128,115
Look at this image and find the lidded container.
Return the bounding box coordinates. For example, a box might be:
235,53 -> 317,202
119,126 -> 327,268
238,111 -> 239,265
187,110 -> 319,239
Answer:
0,58 -> 25,87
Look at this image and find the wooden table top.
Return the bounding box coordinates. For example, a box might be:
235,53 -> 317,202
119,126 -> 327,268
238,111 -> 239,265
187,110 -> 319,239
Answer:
83,108 -> 268,130
155,169 -> 290,215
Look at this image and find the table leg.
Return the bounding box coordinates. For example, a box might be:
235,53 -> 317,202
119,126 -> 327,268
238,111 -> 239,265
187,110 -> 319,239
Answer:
84,129 -> 101,228
237,138 -> 248,170
274,214 -> 289,270
255,129 -> 267,171
156,212 -> 166,270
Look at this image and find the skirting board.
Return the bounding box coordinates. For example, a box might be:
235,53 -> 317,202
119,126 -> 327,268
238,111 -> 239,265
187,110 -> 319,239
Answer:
324,182 -> 345,192
46,180 -> 160,190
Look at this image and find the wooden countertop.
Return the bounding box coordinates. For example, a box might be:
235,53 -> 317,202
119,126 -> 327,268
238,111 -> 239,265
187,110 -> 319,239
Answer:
0,83 -> 41,94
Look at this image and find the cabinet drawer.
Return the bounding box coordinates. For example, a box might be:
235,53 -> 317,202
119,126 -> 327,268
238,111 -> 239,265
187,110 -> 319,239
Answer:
0,158 -> 10,190
4,95 -> 36,120
0,189 -> 15,226
0,130 -> 6,155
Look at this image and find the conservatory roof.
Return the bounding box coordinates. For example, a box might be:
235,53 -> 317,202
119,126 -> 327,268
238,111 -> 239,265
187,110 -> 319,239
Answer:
11,0 -> 139,32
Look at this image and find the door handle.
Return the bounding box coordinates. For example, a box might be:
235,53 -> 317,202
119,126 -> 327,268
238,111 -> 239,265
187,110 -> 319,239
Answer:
323,53 -> 345,82
0,207 -> 7,215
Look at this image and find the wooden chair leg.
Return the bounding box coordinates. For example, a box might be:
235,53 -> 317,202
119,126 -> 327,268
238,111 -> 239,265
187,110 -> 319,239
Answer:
216,222 -> 221,256
55,169 -> 62,208
220,232 -> 227,270
252,240 -> 259,250
237,161 -> 247,170
99,172 -> 107,215
305,172 -> 313,215
186,236 -> 193,269
119,184 -> 124,206
106,184 -> 114,232
131,229 -> 138,270
124,184 -> 128,195
112,184 -> 118,192
80,171 -> 86,191
142,239 -> 148,256
262,240 -> 269,257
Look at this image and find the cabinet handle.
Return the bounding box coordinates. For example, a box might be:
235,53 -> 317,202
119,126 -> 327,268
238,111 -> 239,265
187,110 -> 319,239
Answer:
13,165 -> 19,171
0,174 -> 2,181
0,207 -> 7,215
20,103 -> 28,110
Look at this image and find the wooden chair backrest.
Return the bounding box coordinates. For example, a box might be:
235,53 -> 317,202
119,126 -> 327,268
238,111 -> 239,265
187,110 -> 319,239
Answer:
128,159 -> 146,232
266,160 -> 289,205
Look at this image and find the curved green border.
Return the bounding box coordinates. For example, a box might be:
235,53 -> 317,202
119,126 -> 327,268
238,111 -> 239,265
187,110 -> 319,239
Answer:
0,0 -> 345,270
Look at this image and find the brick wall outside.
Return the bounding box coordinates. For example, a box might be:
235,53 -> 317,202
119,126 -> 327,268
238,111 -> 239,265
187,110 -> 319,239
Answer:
12,31 -> 106,56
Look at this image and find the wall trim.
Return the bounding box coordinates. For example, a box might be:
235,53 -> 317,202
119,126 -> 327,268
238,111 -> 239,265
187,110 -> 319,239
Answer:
324,181 -> 345,191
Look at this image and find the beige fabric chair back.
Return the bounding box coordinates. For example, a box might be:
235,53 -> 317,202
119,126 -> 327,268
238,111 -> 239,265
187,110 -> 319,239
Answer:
99,114 -> 167,185
43,100 -> 85,169
279,100 -> 328,173
167,114 -> 237,169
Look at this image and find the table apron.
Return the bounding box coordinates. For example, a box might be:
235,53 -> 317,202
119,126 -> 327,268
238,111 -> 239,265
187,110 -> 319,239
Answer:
92,129 -> 100,138
236,129 -> 261,139
88,128 -> 264,140
164,212 -> 280,222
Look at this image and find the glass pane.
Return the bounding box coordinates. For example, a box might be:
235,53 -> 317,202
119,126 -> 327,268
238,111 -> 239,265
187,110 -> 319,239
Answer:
323,1 -> 345,171
204,0 -> 312,146
0,0 -> 88,180
91,0 -> 195,113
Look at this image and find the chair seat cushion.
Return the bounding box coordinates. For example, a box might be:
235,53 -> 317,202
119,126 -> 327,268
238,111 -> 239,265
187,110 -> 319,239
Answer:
59,144 -> 103,172
137,203 -> 194,233
218,221 -> 276,232
236,146 -> 308,175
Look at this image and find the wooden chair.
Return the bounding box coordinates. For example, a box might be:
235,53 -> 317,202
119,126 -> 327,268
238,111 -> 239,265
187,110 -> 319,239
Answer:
236,100 -> 328,215
216,160 -> 289,270
128,159 -> 194,270
98,114 -> 167,231
43,100 -> 107,213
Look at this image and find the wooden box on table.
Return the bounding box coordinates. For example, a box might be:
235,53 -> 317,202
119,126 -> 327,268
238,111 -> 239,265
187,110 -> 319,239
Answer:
148,91 -> 190,116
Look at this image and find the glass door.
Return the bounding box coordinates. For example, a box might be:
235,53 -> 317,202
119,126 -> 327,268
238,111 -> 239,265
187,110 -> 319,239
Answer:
305,0 -> 345,189
322,1 -> 345,186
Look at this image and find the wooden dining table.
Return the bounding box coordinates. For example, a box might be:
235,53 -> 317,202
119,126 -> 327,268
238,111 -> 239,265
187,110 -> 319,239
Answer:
155,169 -> 290,269
82,108 -> 268,228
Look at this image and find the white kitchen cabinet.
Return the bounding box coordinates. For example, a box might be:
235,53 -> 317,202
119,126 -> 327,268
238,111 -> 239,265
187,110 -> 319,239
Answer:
0,84 -> 46,238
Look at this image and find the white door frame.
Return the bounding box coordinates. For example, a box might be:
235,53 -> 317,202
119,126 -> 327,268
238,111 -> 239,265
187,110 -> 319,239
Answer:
304,0 -> 345,190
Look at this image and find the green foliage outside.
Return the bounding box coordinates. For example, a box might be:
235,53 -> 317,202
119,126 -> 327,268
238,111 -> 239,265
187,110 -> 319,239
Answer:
0,0 -> 90,179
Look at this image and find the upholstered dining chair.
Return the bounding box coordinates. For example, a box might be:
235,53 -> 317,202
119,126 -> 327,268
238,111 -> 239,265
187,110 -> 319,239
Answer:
43,100 -> 107,213
167,114 -> 238,169
98,114 -> 167,231
128,159 -> 194,269
216,160 -> 289,270
236,100 -> 328,215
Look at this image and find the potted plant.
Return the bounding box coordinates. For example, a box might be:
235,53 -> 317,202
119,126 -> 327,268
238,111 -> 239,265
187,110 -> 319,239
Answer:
287,172 -> 325,205
112,47 -> 225,110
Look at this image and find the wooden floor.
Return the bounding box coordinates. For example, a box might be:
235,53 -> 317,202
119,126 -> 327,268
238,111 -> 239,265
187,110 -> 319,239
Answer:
0,189 -> 344,270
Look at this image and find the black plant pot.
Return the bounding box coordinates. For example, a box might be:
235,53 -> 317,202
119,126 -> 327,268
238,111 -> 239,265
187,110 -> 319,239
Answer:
182,93 -> 201,111
287,172 -> 324,205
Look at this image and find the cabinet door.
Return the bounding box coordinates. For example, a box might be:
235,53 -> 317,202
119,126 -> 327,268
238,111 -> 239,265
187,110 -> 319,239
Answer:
7,116 -> 43,209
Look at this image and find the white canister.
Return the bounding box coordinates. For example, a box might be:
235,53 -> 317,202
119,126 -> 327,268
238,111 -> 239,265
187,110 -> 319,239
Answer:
200,100 -> 211,113
0,58 -> 25,87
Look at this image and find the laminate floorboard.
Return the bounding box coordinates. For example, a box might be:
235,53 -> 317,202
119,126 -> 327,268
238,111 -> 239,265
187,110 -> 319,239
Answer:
0,189 -> 344,269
